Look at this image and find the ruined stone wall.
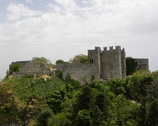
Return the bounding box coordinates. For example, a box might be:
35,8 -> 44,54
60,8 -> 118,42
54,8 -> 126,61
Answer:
10,61 -> 30,68
56,63 -> 98,85
134,58 -> 149,71
12,62 -> 55,76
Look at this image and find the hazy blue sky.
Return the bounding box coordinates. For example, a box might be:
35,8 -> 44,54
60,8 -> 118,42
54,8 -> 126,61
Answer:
0,0 -> 158,78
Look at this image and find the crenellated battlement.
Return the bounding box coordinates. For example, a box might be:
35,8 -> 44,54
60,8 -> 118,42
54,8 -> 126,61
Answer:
95,46 -> 101,51
103,46 -> 123,52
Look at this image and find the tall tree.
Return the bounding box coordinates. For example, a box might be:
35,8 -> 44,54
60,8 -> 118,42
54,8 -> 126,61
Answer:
77,86 -> 91,110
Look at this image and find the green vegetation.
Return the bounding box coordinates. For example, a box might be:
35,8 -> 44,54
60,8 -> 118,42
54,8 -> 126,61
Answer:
32,57 -> 51,64
69,54 -> 88,63
8,63 -> 22,75
126,57 -> 138,75
6,63 -> 22,78
32,57 -> 55,68
56,59 -> 65,64
0,70 -> 158,125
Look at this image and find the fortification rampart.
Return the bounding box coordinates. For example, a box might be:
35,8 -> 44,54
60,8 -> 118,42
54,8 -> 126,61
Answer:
134,58 -> 149,71
57,63 -> 99,85
12,62 -> 55,76
10,61 -> 30,68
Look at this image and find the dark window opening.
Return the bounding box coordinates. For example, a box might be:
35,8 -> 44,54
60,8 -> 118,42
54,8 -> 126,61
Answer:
90,59 -> 94,63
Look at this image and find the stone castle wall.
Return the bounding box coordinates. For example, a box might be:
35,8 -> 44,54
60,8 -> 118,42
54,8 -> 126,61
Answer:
12,62 -> 55,76
121,48 -> 126,78
10,61 -> 30,68
134,58 -> 149,71
56,63 -> 99,85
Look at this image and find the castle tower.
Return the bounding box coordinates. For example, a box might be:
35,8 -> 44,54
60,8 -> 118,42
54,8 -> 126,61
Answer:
88,47 -> 101,79
101,46 -> 126,80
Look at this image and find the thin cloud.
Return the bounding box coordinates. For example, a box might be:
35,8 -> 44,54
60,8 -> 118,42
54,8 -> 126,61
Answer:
7,3 -> 41,21
25,0 -> 33,4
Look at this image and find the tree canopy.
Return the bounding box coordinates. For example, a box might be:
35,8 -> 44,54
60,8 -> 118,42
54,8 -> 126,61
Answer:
126,57 -> 138,76
32,57 -> 55,68
8,63 -> 22,75
32,57 -> 51,64
69,54 -> 88,63
55,59 -> 65,64
1,70 -> 158,125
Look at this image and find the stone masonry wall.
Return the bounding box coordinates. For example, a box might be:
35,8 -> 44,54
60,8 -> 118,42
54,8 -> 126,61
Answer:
56,63 -> 98,85
121,48 -> 126,78
134,58 -> 149,71
88,47 -> 101,79
101,46 -> 123,80
12,62 -> 55,76
10,61 -> 30,68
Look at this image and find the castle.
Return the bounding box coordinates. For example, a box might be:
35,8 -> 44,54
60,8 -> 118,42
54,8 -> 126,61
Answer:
57,46 -> 148,85
57,46 -> 126,85
9,46 -> 149,85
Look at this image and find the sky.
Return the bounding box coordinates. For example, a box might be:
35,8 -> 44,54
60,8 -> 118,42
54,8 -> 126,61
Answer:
0,0 -> 158,79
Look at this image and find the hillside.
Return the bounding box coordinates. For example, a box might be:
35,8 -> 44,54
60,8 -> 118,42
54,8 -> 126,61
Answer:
0,70 -> 158,126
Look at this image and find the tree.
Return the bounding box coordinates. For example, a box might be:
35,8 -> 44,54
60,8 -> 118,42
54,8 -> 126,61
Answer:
148,100 -> 158,126
146,79 -> 158,100
56,59 -> 65,64
95,93 -> 108,118
56,70 -> 63,79
48,112 -> 71,126
107,95 -> 140,126
69,54 -> 88,63
126,57 -> 138,76
37,107 -> 53,126
9,63 -> 22,75
46,91 -> 63,114
77,86 -> 91,110
32,57 -> 51,64
126,70 -> 153,100
32,57 -> 54,68
107,79 -> 126,95
91,106 -> 104,126
75,110 -> 91,126
0,84 -> 19,125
